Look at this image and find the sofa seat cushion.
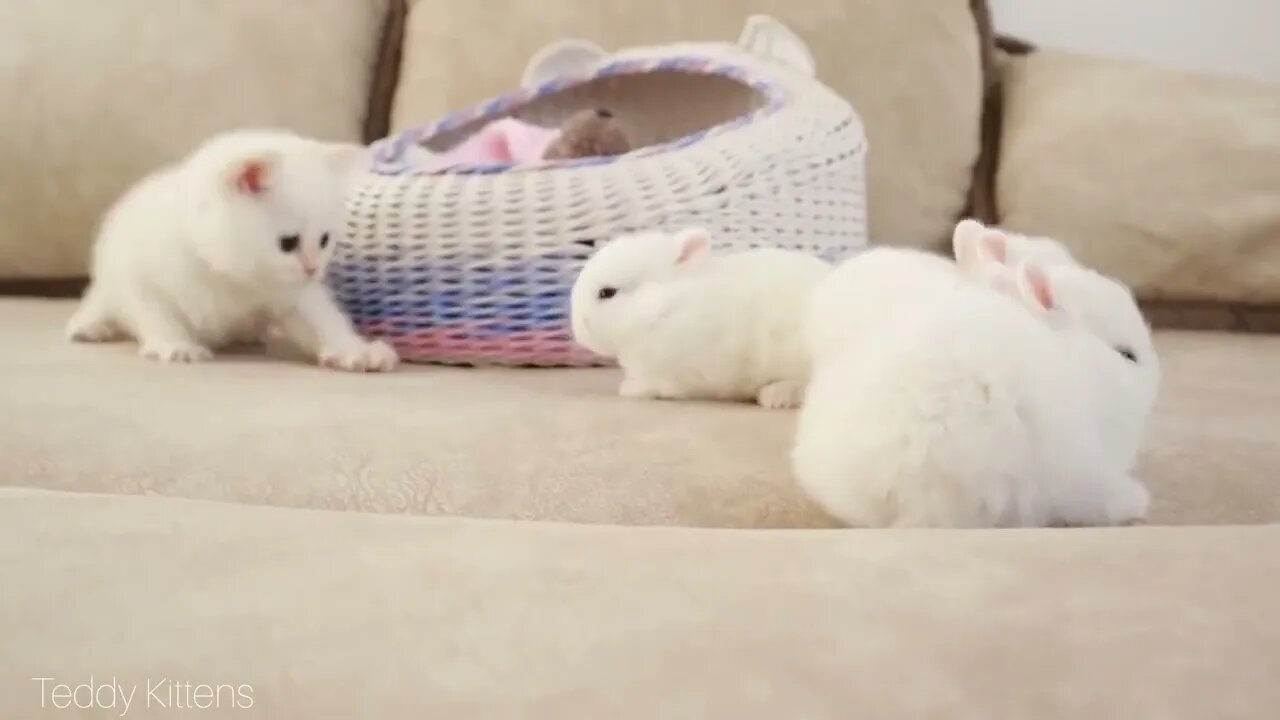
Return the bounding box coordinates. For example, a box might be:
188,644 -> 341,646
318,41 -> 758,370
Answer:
2,489 -> 1278,718
0,299 -> 828,529
2,299 -> 1279,527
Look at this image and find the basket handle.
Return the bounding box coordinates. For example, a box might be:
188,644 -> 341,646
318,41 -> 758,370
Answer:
522,39 -> 608,89
738,15 -> 817,77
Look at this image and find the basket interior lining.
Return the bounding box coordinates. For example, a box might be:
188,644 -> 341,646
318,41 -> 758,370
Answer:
423,71 -> 768,156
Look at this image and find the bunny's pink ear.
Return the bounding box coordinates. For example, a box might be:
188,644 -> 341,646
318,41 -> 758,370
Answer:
978,263 -> 1020,299
953,218 -> 1007,270
979,232 -> 1008,264
1015,262 -> 1055,312
674,228 -> 712,266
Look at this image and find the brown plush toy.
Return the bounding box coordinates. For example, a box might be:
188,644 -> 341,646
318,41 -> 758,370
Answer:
542,108 -> 632,160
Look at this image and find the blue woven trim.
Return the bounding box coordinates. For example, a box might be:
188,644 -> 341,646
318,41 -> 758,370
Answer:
369,55 -> 786,177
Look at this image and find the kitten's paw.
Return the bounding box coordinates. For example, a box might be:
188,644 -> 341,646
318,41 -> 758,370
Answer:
140,341 -> 213,364
756,380 -> 804,409
66,291 -> 123,343
67,317 -> 123,343
319,340 -> 399,373
363,340 -> 400,372
1105,478 -> 1151,526
66,304 -> 123,343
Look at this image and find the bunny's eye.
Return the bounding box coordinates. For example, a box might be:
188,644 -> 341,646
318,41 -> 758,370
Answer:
1115,345 -> 1138,363
597,287 -> 618,301
319,232 -> 331,249
278,234 -> 300,253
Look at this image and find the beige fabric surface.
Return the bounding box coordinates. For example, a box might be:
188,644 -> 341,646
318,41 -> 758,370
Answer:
393,0 -> 984,252
2,299 -> 1278,527
0,0 -> 391,279
997,50 -> 1280,304
1,488 -> 1278,719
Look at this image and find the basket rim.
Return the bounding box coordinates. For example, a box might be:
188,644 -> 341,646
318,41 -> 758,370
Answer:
369,55 -> 786,178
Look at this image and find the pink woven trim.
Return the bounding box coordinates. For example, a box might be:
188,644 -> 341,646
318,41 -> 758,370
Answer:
360,322 -> 613,367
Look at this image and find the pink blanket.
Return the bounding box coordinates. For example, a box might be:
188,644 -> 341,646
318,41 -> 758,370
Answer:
425,118 -> 560,171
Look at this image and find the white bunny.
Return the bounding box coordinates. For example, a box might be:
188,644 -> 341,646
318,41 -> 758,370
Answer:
793,251 -> 1160,528
805,245 -> 963,366
570,228 -> 831,408
806,218 -> 1083,365
952,217 -> 1078,278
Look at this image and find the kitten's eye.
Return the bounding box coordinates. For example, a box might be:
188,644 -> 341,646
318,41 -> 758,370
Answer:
1115,345 -> 1138,363
597,287 -> 618,301
319,232 -> 330,249
278,235 -> 300,253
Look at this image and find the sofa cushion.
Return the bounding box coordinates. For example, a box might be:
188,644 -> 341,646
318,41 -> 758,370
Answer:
2,299 -> 1278,527
1,299 -> 830,529
0,0 -> 392,280
391,0 -> 988,252
997,50 -> 1280,305
2,489 -> 1278,718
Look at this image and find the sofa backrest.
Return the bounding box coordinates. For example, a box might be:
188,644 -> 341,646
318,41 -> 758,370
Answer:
0,0 -> 401,290
391,0 -> 996,256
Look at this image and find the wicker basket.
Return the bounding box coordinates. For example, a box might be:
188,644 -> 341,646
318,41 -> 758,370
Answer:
333,16 -> 869,367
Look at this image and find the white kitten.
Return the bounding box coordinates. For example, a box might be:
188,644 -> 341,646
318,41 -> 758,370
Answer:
66,129 -> 398,372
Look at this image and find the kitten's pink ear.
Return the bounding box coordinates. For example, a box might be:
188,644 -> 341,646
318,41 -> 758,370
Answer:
1015,262 -> 1055,312
231,157 -> 273,197
674,228 -> 712,266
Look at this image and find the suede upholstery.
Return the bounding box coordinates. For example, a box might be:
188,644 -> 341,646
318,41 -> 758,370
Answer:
1,489 -> 1277,719
997,50 -> 1280,305
0,0 -> 392,280
3,299 -> 1278,528
1,4 -> 1278,715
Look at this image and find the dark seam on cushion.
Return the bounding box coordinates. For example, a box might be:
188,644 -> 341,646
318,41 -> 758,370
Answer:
962,0 -> 999,228
0,279 -> 88,298
975,34 -> 1037,224
1142,300 -> 1280,334
966,33 -> 1038,226
362,0 -> 408,144
996,34 -> 1037,56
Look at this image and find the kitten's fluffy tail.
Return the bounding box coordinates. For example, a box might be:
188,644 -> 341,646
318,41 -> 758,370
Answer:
66,283 -> 122,342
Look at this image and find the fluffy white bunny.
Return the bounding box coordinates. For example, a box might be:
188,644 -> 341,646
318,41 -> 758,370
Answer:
792,252 -> 1160,528
804,246 -> 962,366
570,228 -> 832,408
952,217 -> 1078,277
806,218 -> 1082,365
67,129 -> 398,371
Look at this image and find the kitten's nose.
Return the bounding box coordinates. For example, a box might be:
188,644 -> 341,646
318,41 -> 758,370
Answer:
301,261 -> 319,278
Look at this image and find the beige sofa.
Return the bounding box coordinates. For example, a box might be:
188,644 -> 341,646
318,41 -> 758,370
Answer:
2,2 -> 1278,717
